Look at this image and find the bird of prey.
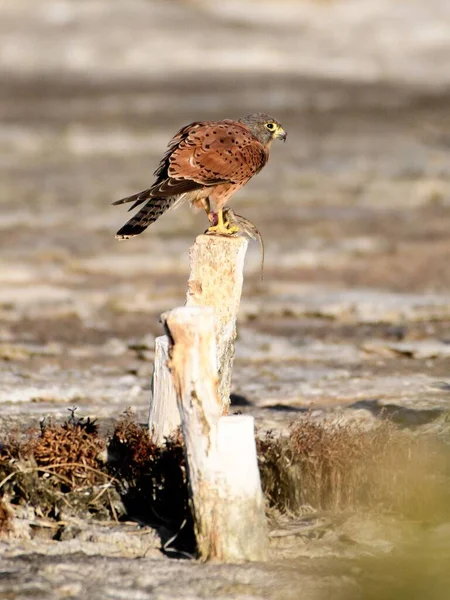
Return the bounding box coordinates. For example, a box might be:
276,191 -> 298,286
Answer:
113,113 -> 286,238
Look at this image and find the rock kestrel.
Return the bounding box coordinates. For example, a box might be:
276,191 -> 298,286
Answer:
113,113 -> 286,238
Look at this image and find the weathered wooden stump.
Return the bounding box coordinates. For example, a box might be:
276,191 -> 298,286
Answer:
161,306 -> 268,562
148,336 -> 178,445
186,235 -> 248,412
148,234 -> 248,440
215,414 -> 268,561
147,234 -> 267,562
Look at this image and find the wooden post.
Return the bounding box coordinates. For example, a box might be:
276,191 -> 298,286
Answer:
216,415 -> 268,561
162,306 -> 268,562
149,234 -> 248,440
186,235 -> 248,413
148,336 -> 179,444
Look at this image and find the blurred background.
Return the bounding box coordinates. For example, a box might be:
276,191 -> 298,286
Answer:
1,1 -> 450,596
1,0 -> 450,420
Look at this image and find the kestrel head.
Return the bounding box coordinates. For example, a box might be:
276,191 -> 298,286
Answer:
238,113 -> 287,146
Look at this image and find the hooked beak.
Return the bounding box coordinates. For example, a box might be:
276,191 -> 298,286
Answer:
275,128 -> 287,142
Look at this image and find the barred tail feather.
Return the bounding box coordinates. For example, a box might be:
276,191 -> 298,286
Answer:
112,188 -> 154,211
115,196 -> 176,239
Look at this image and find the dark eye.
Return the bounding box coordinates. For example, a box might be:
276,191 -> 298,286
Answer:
265,123 -> 276,131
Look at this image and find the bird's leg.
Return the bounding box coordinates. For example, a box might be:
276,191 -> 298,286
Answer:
206,208 -> 239,235
200,198 -> 221,228
200,197 -> 211,217
200,197 -> 219,227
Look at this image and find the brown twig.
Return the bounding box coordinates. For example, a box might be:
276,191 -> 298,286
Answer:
0,463 -> 117,492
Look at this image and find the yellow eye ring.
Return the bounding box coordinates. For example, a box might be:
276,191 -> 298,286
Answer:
265,123 -> 276,131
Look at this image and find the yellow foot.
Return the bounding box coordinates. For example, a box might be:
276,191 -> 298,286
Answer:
205,208 -> 240,235
206,222 -> 239,236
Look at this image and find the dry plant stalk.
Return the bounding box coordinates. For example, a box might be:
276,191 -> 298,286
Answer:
0,497 -> 12,535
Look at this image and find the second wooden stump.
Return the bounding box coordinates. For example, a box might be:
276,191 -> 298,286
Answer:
162,306 -> 268,562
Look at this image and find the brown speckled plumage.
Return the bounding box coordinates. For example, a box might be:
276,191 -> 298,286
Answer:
113,113 -> 286,238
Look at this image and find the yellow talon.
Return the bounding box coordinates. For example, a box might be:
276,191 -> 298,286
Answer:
206,209 -> 239,236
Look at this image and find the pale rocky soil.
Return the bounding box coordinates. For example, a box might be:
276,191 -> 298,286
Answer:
1,0 -> 450,598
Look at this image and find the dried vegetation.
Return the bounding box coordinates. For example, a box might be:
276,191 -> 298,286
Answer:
259,415 -> 450,521
0,410 -> 190,547
0,412 -> 113,525
107,411 -> 192,547
1,410 -> 449,543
